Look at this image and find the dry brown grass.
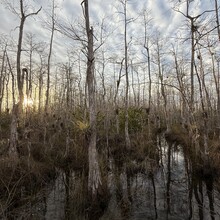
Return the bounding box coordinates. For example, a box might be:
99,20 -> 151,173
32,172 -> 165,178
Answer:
209,139 -> 220,169
0,156 -> 56,218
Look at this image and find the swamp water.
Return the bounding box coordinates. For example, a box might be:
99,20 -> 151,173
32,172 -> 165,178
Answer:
6,135 -> 220,219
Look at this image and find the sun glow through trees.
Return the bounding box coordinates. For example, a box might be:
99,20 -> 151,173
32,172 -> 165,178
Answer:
23,96 -> 34,108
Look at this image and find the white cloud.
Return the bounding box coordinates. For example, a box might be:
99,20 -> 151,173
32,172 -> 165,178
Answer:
0,0 -> 217,70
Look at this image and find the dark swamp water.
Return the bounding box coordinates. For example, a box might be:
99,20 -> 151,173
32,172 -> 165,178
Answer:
4,135 -> 220,220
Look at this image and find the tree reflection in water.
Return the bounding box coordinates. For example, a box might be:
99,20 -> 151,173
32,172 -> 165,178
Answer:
11,136 -> 220,220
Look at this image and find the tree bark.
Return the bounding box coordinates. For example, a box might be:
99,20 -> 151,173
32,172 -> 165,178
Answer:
8,0 -> 41,158
143,11 -> 152,109
123,0 -> 131,149
0,45 -> 7,114
16,0 -> 41,108
190,18 -> 195,110
114,58 -> 124,135
8,104 -> 19,158
214,0 -> 220,41
38,54 -> 44,111
82,0 -> 102,197
17,13 -> 25,106
45,0 -> 55,113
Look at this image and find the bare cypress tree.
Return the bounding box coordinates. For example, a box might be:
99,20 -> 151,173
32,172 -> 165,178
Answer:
81,0 -> 102,197
25,33 -> 38,102
210,51 -> 220,136
16,0 -> 42,107
45,0 -> 56,113
114,58 -> 124,135
0,44 -> 7,114
171,46 -> 188,123
214,0 -> 220,41
38,52 -> 45,111
119,0 -> 131,149
143,10 -> 152,110
6,52 -> 15,106
155,38 -> 170,131
173,0 -> 214,110
5,0 -> 41,158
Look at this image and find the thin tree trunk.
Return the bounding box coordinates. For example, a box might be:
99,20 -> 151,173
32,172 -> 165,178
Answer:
6,53 -> 15,106
17,13 -> 25,106
5,72 -> 10,112
190,18 -> 195,111
156,41 -> 169,131
172,49 -> 187,122
211,52 -> 220,138
143,11 -> 152,109
45,0 -> 55,113
0,46 -> 7,114
114,58 -> 124,135
194,62 -> 208,155
146,46 -> 152,109
135,69 -> 140,107
123,0 -> 131,149
214,0 -> 220,41
28,44 -> 33,99
38,55 -> 44,111
197,47 -> 212,110
9,104 -> 19,158
131,61 -> 136,106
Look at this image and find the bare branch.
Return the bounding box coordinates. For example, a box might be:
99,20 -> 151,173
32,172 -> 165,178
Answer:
196,25 -> 220,41
25,6 -> 42,19
173,6 -> 214,21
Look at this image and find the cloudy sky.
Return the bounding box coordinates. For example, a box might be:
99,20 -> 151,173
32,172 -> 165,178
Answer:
0,0 -> 217,73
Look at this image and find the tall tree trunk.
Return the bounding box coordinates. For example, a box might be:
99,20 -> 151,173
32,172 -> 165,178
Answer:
17,0 -> 41,106
8,0 -> 41,158
17,16 -> 25,107
173,49 -> 184,115
156,40 -> 169,131
114,58 -> 124,135
190,18 -> 195,111
6,52 -> 15,106
38,55 -> 44,111
135,69 -> 140,107
194,61 -> 208,155
9,104 -> 19,158
214,0 -> 220,41
210,50 -> 220,138
45,0 -> 55,113
0,45 -> 7,114
28,37 -> 33,100
143,11 -> 152,109
123,0 -> 131,149
131,61 -> 136,106
146,46 -> 151,109
82,0 -> 102,197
